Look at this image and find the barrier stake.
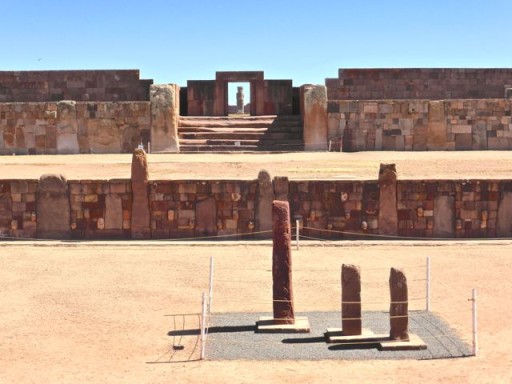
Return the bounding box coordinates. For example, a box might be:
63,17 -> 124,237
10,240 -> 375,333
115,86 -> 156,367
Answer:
426,256 -> 431,311
472,288 -> 478,356
296,219 -> 300,250
200,292 -> 207,360
209,257 -> 214,314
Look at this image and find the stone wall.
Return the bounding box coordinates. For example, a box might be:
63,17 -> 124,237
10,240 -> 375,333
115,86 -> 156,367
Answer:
0,70 -> 152,102
2,172 -> 512,240
327,99 -> 512,151
326,68 -> 512,100
0,102 -> 151,154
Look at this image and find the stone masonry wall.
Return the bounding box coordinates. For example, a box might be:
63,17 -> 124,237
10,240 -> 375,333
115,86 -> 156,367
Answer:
326,68 -> 512,100
328,99 -> 512,151
2,175 -> 511,240
0,102 -> 151,154
0,70 -> 152,102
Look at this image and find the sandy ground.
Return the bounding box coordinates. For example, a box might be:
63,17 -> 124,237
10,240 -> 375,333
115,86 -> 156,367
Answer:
1,151 -> 512,180
0,240 -> 511,384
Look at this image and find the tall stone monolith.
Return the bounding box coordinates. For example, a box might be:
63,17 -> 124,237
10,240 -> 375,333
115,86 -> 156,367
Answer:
272,200 -> 294,324
131,148 -> 151,239
56,101 -> 79,154
150,84 -> 180,153
256,169 -> 273,238
342,264 -> 362,336
37,174 -> 71,239
389,267 -> 409,340
378,163 -> 398,236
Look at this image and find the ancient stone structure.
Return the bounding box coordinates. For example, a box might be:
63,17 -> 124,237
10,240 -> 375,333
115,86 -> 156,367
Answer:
497,191 -> 512,237
378,164 -> 398,236
433,196 -> 455,238
195,197 -> 217,236
56,101 -> 79,154
341,264 -> 362,335
256,169 -> 273,237
272,200 -> 295,324
36,174 -> 71,239
236,86 -> 244,113
130,149 -> 150,239
301,84 -> 328,151
150,84 -> 180,153
389,267 -> 409,340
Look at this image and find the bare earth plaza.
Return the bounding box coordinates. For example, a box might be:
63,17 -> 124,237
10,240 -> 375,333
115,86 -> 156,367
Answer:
1,68 -> 512,383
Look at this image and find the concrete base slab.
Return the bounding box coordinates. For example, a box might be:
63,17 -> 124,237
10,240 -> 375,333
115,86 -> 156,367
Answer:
256,316 -> 310,333
325,328 -> 376,343
325,328 -> 427,351
378,334 -> 427,351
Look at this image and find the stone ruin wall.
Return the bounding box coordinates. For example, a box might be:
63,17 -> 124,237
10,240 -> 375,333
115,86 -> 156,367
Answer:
0,101 -> 151,154
326,68 -> 512,151
327,99 -> 512,151
2,175 -> 512,240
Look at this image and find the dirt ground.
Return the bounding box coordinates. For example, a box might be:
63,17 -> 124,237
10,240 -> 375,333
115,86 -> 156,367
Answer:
1,152 -> 512,383
0,241 -> 511,384
2,151 -> 512,180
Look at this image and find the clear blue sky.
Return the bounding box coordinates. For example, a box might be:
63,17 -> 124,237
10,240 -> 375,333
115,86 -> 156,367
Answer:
2,0 -> 511,88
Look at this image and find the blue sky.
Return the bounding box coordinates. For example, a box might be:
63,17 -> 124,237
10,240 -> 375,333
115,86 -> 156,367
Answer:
2,0 -> 511,90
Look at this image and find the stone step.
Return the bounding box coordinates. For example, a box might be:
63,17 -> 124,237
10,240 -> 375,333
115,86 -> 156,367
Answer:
179,138 -> 261,146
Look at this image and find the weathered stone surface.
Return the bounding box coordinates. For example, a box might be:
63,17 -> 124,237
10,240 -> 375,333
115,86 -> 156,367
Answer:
273,176 -> 289,201
256,169 -> 273,238
85,119 -> 121,153
0,192 -> 13,229
389,267 -> 409,340
427,101 -> 447,150
301,85 -> 328,150
195,197 -> 217,236
272,200 -> 294,324
56,101 -> 79,154
497,191 -> 512,237
130,149 -> 151,239
150,84 -> 180,153
105,194 -> 123,230
37,174 -> 71,239
342,264 -> 362,336
378,163 -> 398,236
433,196 -> 454,238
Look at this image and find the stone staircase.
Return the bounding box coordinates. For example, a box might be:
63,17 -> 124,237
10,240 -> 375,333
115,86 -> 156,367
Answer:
178,115 -> 303,152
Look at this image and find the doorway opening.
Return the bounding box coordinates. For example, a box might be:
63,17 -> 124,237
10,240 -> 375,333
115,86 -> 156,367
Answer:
227,82 -> 250,116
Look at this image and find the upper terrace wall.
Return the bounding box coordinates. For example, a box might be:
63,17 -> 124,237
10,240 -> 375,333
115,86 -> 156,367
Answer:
0,70 -> 152,102
326,68 -> 512,100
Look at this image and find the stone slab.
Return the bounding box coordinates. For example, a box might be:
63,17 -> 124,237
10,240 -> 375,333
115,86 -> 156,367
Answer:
324,328 -> 375,343
325,328 -> 426,350
256,316 -> 310,334
378,334 -> 427,351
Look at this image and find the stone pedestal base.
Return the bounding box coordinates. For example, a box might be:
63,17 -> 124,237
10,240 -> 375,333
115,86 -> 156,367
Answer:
256,316 -> 310,333
325,328 -> 426,351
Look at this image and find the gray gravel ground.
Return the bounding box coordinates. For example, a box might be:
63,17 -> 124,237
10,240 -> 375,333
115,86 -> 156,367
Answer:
198,311 -> 472,360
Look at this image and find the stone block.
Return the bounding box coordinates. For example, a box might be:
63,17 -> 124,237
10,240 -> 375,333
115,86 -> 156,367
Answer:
105,194 -> 122,230
389,268 -> 408,340
37,174 -> 71,239
301,85 -> 328,151
433,196 -> 454,238
130,149 -> 150,239
342,264 -> 361,336
195,197 -> 217,236
378,164 -> 398,236
56,101 -> 79,154
150,84 -> 180,153
256,170 -> 273,237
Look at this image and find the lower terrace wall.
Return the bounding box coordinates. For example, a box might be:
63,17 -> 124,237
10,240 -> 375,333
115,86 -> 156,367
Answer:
0,102 -> 151,154
328,99 -> 512,151
1,174 -> 512,240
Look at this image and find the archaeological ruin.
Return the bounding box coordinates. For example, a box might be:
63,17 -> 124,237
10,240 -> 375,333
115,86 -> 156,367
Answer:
1,68 -> 512,240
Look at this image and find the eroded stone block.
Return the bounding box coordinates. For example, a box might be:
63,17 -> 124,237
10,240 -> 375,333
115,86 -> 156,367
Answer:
342,264 -> 362,336
389,267 -> 408,340
37,174 -> 71,239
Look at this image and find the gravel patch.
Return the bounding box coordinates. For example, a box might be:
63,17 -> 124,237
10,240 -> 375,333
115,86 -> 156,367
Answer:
200,311 -> 472,360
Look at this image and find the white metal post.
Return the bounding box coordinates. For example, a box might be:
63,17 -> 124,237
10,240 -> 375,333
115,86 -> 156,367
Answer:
209,257 -> 214,314
200,292 -> 207,360
296,219 -> 300,250
472,288 -> 478,356
426,256 -> 431,311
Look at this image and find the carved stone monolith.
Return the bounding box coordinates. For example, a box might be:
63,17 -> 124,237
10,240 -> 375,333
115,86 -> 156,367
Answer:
56,101 -> 79,154
378,163 -> 398,236
256,169 -> 273,238
37,174 -> 71,239
236,86 -> 244,113
342,264 -> 362,336
272,200 -> 294,324
389,267 -> 409,340
130,148 -> 151,239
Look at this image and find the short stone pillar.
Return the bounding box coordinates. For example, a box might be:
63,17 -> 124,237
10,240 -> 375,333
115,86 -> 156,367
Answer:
342,264 -> 362,336
389,267 -> 409,340
256,169 -> 273,238
300,84 -> 328,151
273,176 -> 289,202
56,101 -> 79,154
150,84 -> 180,153
130,149 -> 151,239
272,200 -> 294,324
37,174 -> 71,239
236,86 -> 244,113
378,163 -> 398,236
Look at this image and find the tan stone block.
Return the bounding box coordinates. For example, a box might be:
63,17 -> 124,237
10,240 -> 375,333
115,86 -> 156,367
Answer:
110,183 -> 126,194
179,209 -> 195,219
167,210 -> 175,221
224,219 -> 238,229
84,194 -> 98,203
11,193 -> 22,202
122,220 -> 131,229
